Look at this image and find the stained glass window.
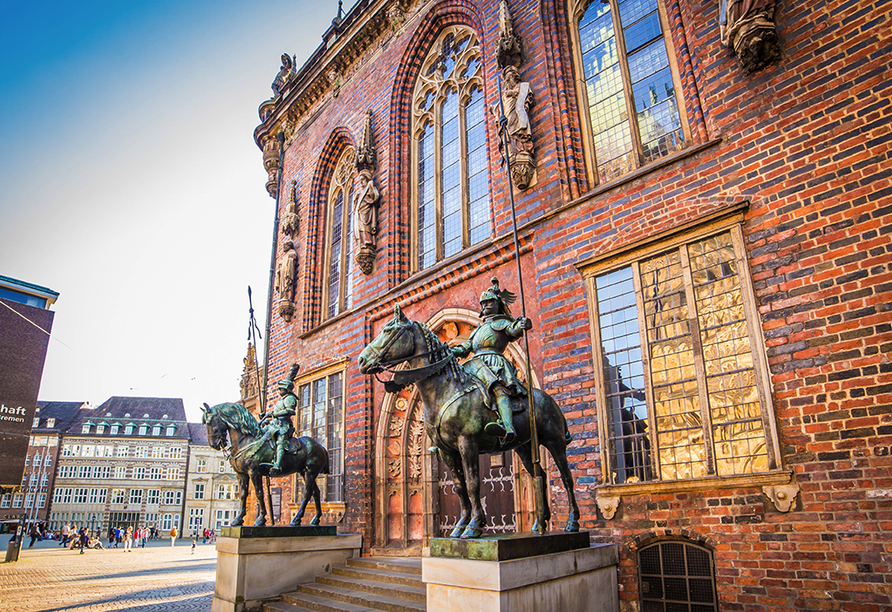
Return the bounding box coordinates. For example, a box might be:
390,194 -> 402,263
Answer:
413,26 -> 491,271
590,228 -> 774,484
577,0 -> 687,183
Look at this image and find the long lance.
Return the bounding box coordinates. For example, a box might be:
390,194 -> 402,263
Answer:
248,287 -> 276,524
259,130 -> 286,525
496,76 -> 547,534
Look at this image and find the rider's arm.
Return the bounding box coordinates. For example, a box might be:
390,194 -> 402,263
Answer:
508,317 -> 533,338
451,340 -> 471,358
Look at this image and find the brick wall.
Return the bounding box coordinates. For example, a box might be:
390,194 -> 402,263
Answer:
258,0 -> 891,606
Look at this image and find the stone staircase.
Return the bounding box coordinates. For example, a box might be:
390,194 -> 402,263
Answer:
264,557 -> 425,612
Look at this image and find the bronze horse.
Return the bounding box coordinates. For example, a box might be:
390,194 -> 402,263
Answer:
201,402 -> 329,527
358,305 -> 580,538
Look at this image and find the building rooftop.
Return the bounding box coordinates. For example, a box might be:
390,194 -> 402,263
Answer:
68,396 -> 189,438
0,274 -> 59,309
33,401 -> 86,433
188,422 -> 209,446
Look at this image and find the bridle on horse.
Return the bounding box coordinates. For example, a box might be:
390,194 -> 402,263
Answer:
368,321 -> 456,393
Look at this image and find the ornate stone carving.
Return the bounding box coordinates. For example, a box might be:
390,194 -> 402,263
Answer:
493,2 -> 536,190
352,110 -> 381,276
239,343 -> 260,401
328,67 -> 343,98
496,0 -> 523,70
764,483 -> 800,512
271,53 -> 297,98
275,239 -> 298,322
281,180 -> 300,239
389,413 -> 404,438
720,0 -> 781,74
596,495 -> 621,520
408,411 -> 424,481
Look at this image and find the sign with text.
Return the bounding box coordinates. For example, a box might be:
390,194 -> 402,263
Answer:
0,298 -> 54,490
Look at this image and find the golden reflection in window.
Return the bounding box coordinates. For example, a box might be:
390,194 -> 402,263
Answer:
688,233 -> 768,475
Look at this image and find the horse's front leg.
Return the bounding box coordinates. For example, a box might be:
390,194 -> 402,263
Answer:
252,472 -> 268,526
547,440 -> 580,532
310,477 -> 322,526
458,437 -> 485,539
513,443 -> 550,533
231,472 -> 250,526
439,448 -> 471,538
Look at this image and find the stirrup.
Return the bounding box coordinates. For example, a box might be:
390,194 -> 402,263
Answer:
485,421 -> 507,437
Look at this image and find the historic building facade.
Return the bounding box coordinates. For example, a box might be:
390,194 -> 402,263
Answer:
252,0 -> 891,609
49,397 -> 190,536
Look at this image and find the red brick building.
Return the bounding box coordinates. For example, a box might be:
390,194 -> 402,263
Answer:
250,0 -> 891,609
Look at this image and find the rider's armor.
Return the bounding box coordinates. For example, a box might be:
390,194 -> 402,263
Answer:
452,278 -> 528,441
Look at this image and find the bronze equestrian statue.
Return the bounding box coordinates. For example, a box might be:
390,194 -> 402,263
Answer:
201,366 -> 328,527
359,281 -> 580,539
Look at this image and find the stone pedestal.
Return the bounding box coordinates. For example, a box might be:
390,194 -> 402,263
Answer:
423,532 -> 618,612
212,525 -> 361,612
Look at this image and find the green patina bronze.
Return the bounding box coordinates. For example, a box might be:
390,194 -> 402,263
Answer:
201,401 -> 329,528
359,301 -> 580,539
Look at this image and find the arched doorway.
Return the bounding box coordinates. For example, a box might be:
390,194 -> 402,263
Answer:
372,309 -> 538,555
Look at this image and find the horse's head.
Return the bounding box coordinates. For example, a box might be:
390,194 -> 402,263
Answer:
200,403 -> 229,450
358,303 -> 417,375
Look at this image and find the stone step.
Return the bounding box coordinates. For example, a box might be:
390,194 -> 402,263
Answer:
332,566 -> 424,589
285,584 -> 426,612
314,574 -> 426,603
266,593 -> 402,612
346,557 -> 423,576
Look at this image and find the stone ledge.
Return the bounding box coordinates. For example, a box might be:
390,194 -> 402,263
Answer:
430,531 -> 591,561
422,544 -> 618,592
216,533 -> 361,555
220,525 -> 336,539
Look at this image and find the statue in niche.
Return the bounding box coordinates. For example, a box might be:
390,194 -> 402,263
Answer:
495,65 -> 536,190
353,109 -> 380,275
719,0 -> 781,74
282,180 -> 300,238
272,53 -> 296,97
275,239 -> 297,322
493,0 -> 536,190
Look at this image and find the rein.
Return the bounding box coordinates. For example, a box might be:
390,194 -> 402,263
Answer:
371,321 -> 459,393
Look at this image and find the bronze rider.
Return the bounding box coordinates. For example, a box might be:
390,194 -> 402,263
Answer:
260,363 -> 300,474
451,278 -> 531,442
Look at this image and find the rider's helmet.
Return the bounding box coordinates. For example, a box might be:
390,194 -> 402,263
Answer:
479,277 -> 516,318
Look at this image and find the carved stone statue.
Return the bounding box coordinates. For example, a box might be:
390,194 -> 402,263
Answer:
282,180 -> 300,239
493,1 -> 536,190
272,54 -> 296,97
719,0 -> 780,74
354,109 -> 380,275
275,239 -> 297,322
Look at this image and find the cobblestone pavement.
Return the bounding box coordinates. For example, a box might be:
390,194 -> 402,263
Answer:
0,539 -> 216,611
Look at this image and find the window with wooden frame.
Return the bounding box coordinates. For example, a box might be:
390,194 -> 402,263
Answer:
412,25 -> 491,272
570,0 -> 690,184
324,148 -> 356,319
582,218 -> 780,487
296,369 -> 345,502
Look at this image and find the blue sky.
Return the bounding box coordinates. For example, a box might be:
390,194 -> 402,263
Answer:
0,1 -> 349,421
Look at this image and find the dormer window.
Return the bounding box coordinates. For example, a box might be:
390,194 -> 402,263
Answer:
152,425 -> 161,436
166,425 -> 176,436
124,424 -> 134,435
138,424 -> 148,436
46,418 -> 55,428
81,423 -> 91,434
110,424 -> 120,435
32,417 -> 40,428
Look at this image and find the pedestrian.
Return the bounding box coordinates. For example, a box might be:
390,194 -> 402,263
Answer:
191,538 -> 196,554
78,527 -> 88,555
114,527 -> 122,548
124,526 -> 133,552
28,523 -> 40,548
141,527 -> 147,547
169,526 -> 178,547
60,522 -> 70,546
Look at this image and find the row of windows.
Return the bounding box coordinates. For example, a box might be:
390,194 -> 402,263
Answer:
0,493 -> 45,508
194,457 -> 230,473
24,454 -> 52,467
28,435 -> 57,447
61,444 -> 183,459
52,487 -> 183,506
75,422 -> 178,436
192,483 -> 235,501
21,474 -> 49,488
316,2 -> 690,321
58,465 -> 181,480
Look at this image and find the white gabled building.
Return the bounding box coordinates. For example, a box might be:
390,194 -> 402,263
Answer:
184,423 -> 239,536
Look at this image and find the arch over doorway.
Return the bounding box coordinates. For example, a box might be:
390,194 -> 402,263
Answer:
372,308 -> 540,555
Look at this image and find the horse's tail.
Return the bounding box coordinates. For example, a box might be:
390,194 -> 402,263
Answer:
320,445 -> 330,474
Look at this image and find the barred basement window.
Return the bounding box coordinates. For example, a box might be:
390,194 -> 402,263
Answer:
584,222 -> 779,485
412,25 -> 491,272
324,148 -> 356,319
297,370 -> 344,502
639,541 -> 717,611
570,0 -> 689,184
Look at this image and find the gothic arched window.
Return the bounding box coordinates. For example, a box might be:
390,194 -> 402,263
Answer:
412,26 -> 491,272
571,0 -> 690,184
324,148 -> 356,319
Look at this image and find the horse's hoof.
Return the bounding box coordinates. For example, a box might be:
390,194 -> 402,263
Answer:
565,521 -> 580,533
309,517 -> 321,527
231,519 -> 244,527
290,517 -> 302,526
253,517 -> 267,527
460,526 -> 483,539
449,527 -> 464,539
